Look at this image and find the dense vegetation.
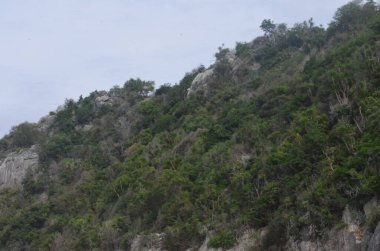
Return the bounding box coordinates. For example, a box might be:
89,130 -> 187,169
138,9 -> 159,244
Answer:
0,1 -> 380,250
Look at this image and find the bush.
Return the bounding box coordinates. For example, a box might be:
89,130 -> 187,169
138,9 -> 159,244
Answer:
207,231 -> 236,249
163,222 -> 204,251
75,98 -> 94,124
235,42 -> 250,57
6,123 -> 41,149
39,133 -> 73,161
22,170 -> 45,194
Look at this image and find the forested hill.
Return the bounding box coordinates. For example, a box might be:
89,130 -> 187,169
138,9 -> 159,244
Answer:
1,1 -> 380,250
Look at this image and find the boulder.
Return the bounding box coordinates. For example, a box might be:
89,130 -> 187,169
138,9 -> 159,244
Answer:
187,69 -> 214,96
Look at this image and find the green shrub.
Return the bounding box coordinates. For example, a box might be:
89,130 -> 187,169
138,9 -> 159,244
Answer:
5,123 -> 41,150
366,208 -> 380,232
207,231 -> 236,250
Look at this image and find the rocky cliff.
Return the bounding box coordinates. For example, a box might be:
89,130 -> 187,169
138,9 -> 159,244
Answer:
128,197 -> 380,251
0,146 -> 38,189
286,197 -> 380,251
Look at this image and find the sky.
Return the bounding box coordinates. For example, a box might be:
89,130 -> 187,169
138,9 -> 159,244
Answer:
0,0 -> 350,137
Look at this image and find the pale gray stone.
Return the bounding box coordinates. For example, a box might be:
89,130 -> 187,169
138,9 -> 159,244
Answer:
187,69 -> 214,96
367,222 -> 380,251
364,197 -> 379,218
130,233 -> 165,251
0,148 -> 38,189
38,114 -> 55,132
95,95 -> 111,105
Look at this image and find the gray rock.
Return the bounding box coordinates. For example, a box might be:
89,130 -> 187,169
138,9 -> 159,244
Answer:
0,148 -> 39,189
75,124 -> 94,132
187,69 -> 214,96
224,50 -> 241,71
364,197 -> 379,218
287,209 -> 365,251
95,93 -> 114,107
241,155 -> 251,168
198,234 -> 220,251
287,229 -> 361,251
343,205 -> 363,225
343,205 -> 355,224
83,124 -> 94,131
56,105 -> 64,113
228,230 -> 257,251
187,47 -> 261,98
130,233 -> 165,251
39,192 -> 49,202
198,230 -> 256,251
367,222 -> 380,251
224,49 -> 260,73
297,240 -> 319,251
129,216 -> 379,251
38,114 -> 55,132
252,62 -> 261,71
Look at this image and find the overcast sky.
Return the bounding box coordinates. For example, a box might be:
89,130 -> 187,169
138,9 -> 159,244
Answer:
0,0 -> 350,137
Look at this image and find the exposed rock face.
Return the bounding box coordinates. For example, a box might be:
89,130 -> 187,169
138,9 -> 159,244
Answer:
287,201 -> 380,251
130,231 -> 257,251
198,234 -> 219,251
198,231 -> 256,251
131,221 -> 380,251
186,52 -> 242,97
187,48 -> 261,97
224,50 -> 241,71
364,196 -> 379,218
0,147 -> 39,189
38,114 -> 56,132
367,222 -> 380,251
95,91 -> 115,107
56,105 -> 64,113
75,124 -> 94,132
95,95 -> 112,105
130,233 -> 165,251
288,227 -> 363,251
128,199 -> 380,251
187,69 -> 214,96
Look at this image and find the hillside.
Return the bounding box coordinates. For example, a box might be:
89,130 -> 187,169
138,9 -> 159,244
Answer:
1,1 -> 380,250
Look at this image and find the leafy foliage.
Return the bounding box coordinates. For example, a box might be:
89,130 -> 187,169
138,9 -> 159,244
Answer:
0,2 -> 380,250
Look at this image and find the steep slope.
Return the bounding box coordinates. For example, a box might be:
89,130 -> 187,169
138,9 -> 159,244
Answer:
0,1 -> 380,250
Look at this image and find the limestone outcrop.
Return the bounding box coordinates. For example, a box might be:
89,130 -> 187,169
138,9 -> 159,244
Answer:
130,233 -> 165,251
287,197 -> 380,251
186,48 -> 261,97
187,69 -> 214,96
129,197 -> 380,251
367,222 -> 380,251
0,147 -> 38,189
95,91 -> 115,107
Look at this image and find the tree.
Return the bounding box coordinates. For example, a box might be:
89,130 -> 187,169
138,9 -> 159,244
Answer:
327,1 -> 377,36
6,122 -> 40,149
260,19 -> 276,36
123,78 -> 154,97
123,78 -> 155,105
